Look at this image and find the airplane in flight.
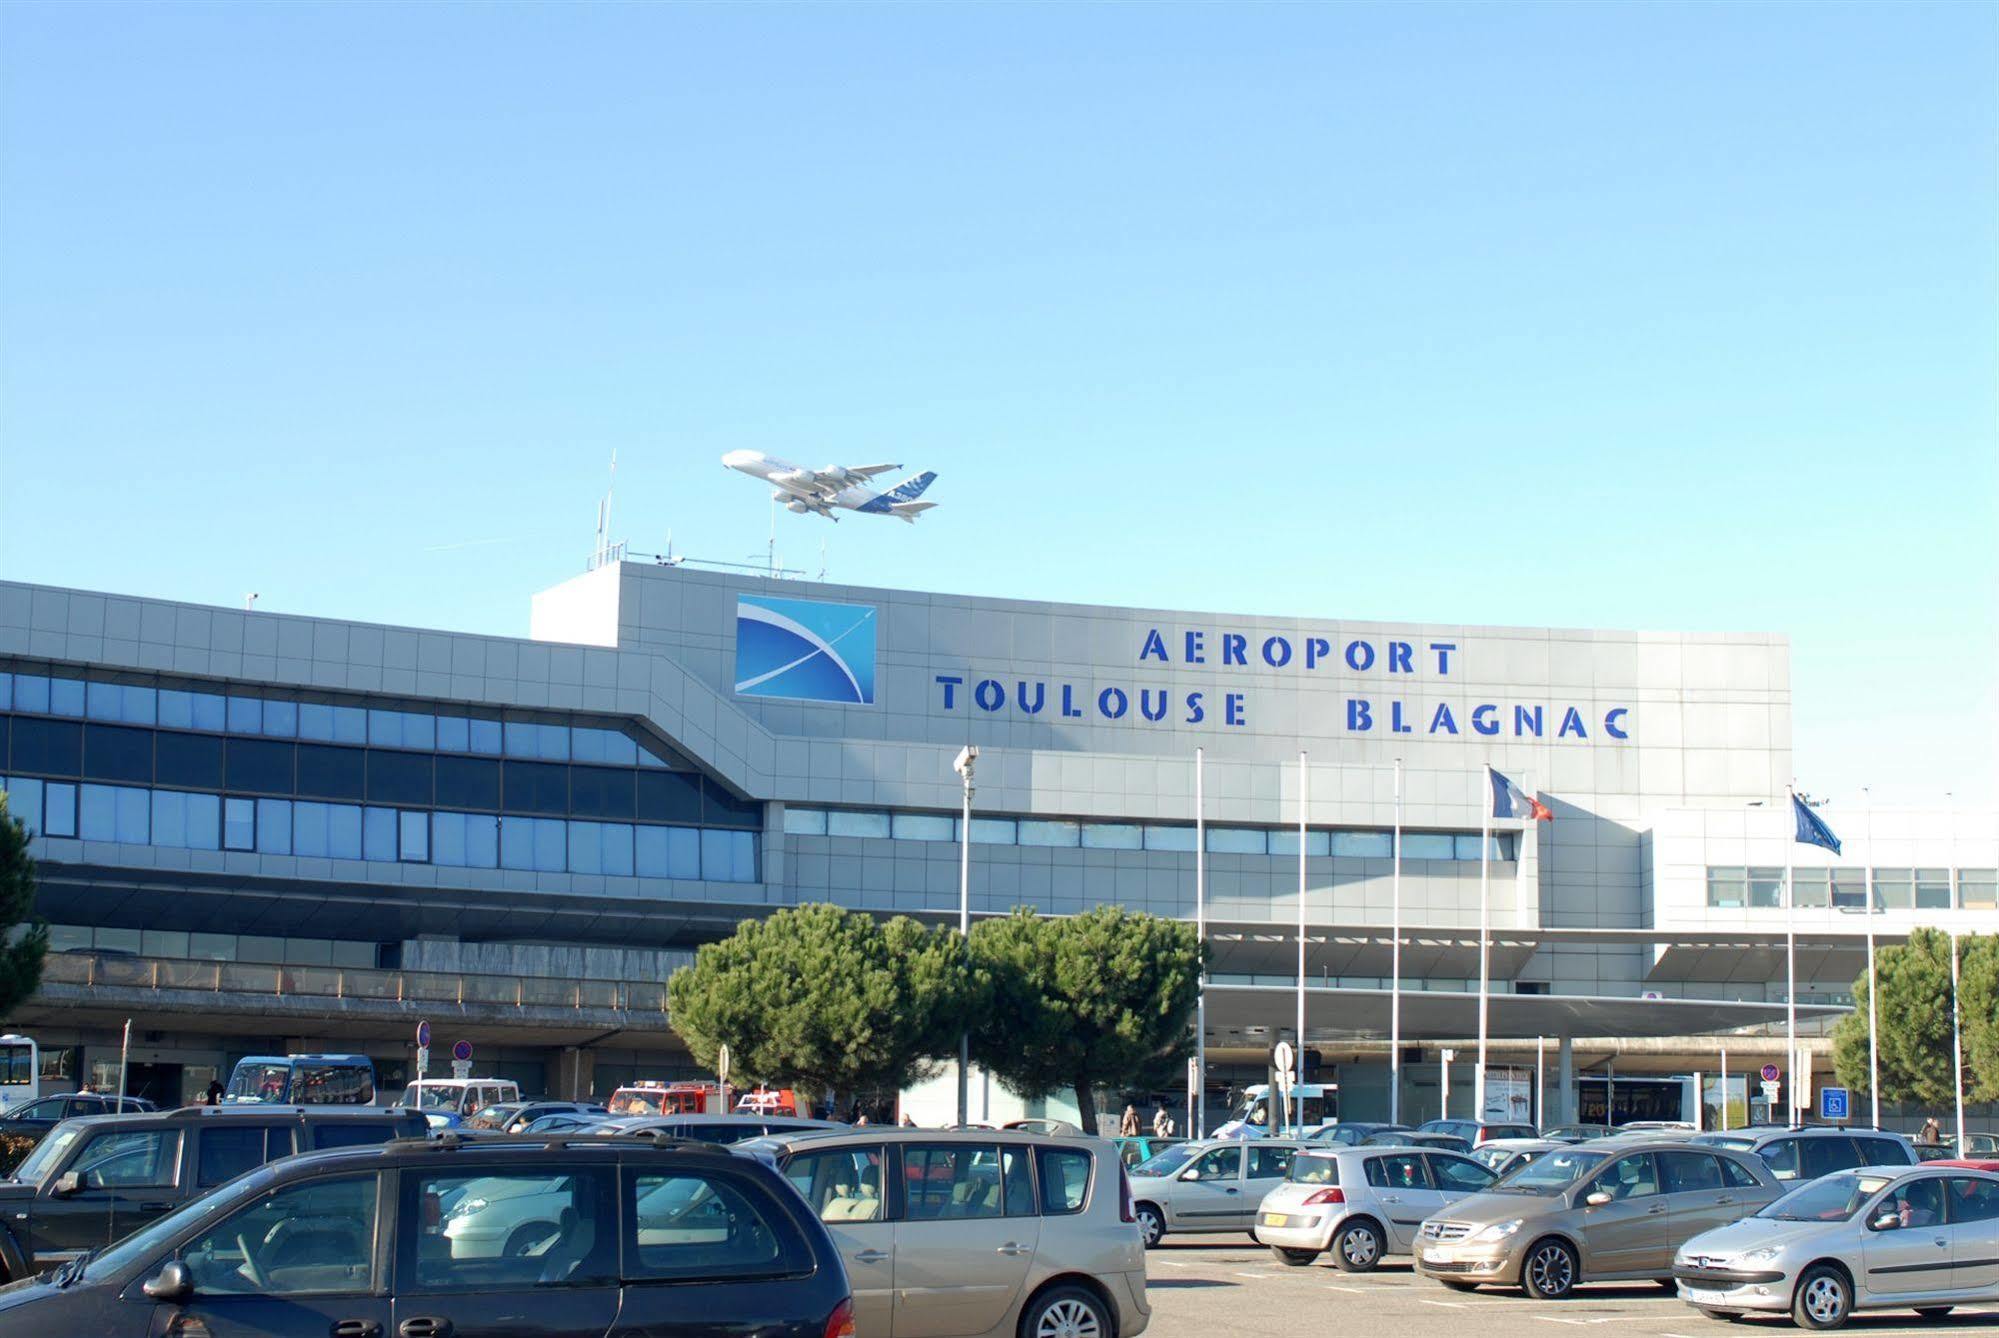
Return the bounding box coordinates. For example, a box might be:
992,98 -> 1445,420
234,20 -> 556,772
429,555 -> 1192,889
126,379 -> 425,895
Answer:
721,450 -> 940,523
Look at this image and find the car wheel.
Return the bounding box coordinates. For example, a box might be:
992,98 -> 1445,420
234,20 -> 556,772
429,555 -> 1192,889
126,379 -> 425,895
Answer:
1135,1204 -> 1165,1249
1913,1308 -> 1953,1320
1272,1246 -> 1318,1267
1522,1238 -> 1579,1300
1333,1220 -> 1383,1272
1792,1264 -> 1852,1331
503,1221 -> 559,1257
1020,1284 -> 1111,1338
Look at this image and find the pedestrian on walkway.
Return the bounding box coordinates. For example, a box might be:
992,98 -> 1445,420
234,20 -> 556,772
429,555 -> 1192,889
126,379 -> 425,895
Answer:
1120,1104 -> 1140,1137
1918,1117 -> 1942,1146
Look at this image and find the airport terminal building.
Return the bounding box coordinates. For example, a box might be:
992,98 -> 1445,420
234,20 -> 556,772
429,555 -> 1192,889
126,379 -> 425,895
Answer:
0,565 -> 1992,1125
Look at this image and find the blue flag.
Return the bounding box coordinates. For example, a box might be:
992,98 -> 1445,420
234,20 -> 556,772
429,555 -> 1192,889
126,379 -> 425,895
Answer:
1793,794 -> 1841,855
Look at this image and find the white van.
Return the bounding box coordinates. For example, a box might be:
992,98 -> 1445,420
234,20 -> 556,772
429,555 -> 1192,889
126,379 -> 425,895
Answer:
399,1077 -> 522,1128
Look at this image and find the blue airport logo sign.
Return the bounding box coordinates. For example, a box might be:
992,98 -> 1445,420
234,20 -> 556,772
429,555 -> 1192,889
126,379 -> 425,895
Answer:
734,595 -> 877,705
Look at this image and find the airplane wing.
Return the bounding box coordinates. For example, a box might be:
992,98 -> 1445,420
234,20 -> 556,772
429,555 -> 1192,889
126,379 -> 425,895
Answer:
844,463 -> 901,479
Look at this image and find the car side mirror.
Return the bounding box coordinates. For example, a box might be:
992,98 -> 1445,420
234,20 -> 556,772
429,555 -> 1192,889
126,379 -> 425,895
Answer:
50,1171 -> 82,1198
1178,1168 -> 1202,1182
1584,1190 -> 1613,1208
1869,1211 -> 1901,1232
142,1259 -> 192,1302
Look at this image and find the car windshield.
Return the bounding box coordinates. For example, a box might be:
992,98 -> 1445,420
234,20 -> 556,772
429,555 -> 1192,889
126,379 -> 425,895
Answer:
1759,1172 -> 1896,1222
226,1063 -> 290,1103
12,1125 -> 85,1185
1287,1153 -> 1339,1185
401,1084 -> 467,1110
1471,1145 -> 1516,1171
470,1104 -> 520,1124
1493,1148 -> 1604,1194
1135,1143 -> 1200,1177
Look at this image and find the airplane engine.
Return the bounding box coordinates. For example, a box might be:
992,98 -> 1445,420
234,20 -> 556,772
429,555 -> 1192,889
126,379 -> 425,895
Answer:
772,469 -> 818,490
785,499 -> 810,514
819,466 -> 854,486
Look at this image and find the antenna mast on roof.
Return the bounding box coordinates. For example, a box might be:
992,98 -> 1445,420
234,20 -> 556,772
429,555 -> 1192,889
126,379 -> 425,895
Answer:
590,450 -> 619,570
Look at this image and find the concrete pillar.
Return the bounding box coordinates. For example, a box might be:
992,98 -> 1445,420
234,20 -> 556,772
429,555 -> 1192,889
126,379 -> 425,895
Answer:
1558,1035 -> 1576,1125
545,1048 -> 597,1101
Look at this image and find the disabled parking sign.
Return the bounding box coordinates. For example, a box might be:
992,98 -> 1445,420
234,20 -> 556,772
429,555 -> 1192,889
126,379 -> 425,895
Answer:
1819,1086 -> 1850,1121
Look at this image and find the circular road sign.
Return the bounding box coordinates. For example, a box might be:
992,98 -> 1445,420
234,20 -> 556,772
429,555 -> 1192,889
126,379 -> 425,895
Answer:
416,1021 -> 431,1049
1273,1040 -> 1295,1076
452,1040 -> 473,1063
1761,1063 -> 1780,1082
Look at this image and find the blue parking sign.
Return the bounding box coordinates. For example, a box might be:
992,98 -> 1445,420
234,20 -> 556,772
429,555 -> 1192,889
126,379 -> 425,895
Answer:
1819,1086 -> 1850,1121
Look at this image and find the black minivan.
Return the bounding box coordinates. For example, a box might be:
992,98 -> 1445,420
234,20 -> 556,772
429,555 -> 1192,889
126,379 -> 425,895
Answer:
0,1133 -> 855,1338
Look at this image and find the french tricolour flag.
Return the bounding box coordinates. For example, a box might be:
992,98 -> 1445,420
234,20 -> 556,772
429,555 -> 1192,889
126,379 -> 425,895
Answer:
1489,767 -> 1553,822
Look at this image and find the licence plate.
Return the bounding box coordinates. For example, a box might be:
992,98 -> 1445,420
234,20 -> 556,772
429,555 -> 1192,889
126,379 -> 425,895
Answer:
1682,1286 -> 1724,1302
1262,1213 -> 1287,1227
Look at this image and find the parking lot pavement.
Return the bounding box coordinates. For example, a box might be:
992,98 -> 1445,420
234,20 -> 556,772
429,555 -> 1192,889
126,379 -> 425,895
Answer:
1140,1235 -> 1999,1338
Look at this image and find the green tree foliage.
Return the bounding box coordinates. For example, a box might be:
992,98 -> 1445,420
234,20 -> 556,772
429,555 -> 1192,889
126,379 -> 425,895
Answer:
968,906 -> 1202,1135
0,794 -> 49,1020
1834,928 -> 1997,1106
666,903 -> 979,1102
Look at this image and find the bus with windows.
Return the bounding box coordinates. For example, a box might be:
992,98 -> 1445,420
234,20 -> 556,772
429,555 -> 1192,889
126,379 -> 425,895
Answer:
0,1035 -> 37,1111
1213,1082 -> 1338,1138
222,1053 -> 375,1106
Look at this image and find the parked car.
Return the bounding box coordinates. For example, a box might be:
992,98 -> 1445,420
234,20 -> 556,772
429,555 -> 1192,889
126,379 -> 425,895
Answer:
461,1101 -> 529,1131
490,1101 -> 608,1132
1417,1119 -> 1538,1146
1412,1137 -> 1783,1299
397,1078 -> 523,1129
1672,1162 -> 1999,1329
1306,1122 -> 1409,1147
598,1114 -> 845,1145
1254,1144 -> 1498,1270
1960,1132 -> 1998,1157
0,1104 -> 424,1282
1690,1125 -> 1918,1184
521,1111 -> 608,1134
1469,1138 -> 1566,1179
1541,1124 -> 1613,1144
751,1125 -> 1150,1337
1362,1131 -> 1470,1153
0,1093 -> 156,1138
0,1131 -> 857,1337
1127,1138 -> 1309,1247
1112,1135 -> 1184,1168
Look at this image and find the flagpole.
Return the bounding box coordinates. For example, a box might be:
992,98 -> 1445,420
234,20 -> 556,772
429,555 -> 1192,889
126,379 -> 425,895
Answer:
1476,765 -> 1491,1123
1785,786 -> 1798,1125
1296,750 -> 1308,1129
1863,787 -> 1878,1130
1390,758 -> 1403,1127
1195,746 -> 1206,1139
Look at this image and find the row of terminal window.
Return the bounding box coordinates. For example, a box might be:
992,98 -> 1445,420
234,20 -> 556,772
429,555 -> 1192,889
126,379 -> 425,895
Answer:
1704,865 -> 1997,911
0,669 -> 671,766
1,775 -> 759,882
782,806 -> 1514,860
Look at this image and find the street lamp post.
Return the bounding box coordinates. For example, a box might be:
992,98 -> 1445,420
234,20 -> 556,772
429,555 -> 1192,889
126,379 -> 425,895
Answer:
953,745 -> 978,1127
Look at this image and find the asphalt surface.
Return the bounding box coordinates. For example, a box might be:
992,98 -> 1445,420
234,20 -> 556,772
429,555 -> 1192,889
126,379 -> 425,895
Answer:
1139,1234 -> 1999,1338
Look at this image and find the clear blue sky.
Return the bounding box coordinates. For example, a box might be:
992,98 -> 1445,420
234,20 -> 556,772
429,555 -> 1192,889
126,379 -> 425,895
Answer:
2,2 -> 1992,804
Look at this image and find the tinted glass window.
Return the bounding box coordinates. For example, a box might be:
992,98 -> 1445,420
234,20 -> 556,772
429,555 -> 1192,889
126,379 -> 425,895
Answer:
155,731 -> 225,789
627,1168 -> 809,1281
184,1173 -> 378,1297
1880,1177 -> 1946,1228
1589,1153 -> 1660,1201
1247,1146 -> 1295,1179
294,1066 -> 373,1105
1188,1146 -> 1241,1181
435,755 -> 500,810
311,1122 -> 398,1151
74,1129 -> 180,1188
1856,1137 -> 1909,1167
1720,1156 -> 1762,1189
783,1146 -> 887,1223
636,770 -> 702,823
504,761 -> 569,815
407,1168 -> 615,1291
1760,1139 -> 1802,1180
1800,1137 -> 1855,1180
570,766 -> 635,820
226,738 -> 294,794
1429,1155 -> 1497,1193
11,717 -> 81,775
1945,1177 -> 1999,1223
1039,1147 -> 1092,1214
905,1145 -> 1010,1220
1660,1150 -> 1724,1193
366,751 -> 432,806
83,724 -> 153,782
296,744 -> 365,799
198,1125 -> 274,1187
703,781 -> 762,829
1364,1154 -> 1429,1190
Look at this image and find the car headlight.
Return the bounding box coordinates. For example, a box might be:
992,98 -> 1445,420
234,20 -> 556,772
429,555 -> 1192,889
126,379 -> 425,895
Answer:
1469,1219 -> 1523,1243
1740,1246 -> 1781,1265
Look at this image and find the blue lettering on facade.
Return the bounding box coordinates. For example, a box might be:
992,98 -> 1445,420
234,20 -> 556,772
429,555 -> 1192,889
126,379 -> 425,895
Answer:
936,675 -> 963,709
1061,684 -> 1084,718
975,679 -> 1005,712
1225,693 -> 1247,726
1305,637 -> 1330,669
1185,692 -> 1205,724
1345,640 -> 1375,671
1391,701 -> 1413,734
1348,699 -> 1373,731
1016,681 -> 1045,714
1139,689 -> 1169,721
1558,706 -> 1587,738
1472,704 -> 1500,736
1431,642 -> 1457,673
1431,703 -> 1458,734
1389,641 -> 1413,673
1222,633 -> 1247,666
1604,708 -> 1629,739
1262,636 -> 1292,668
1099,687 -> 1128,719
1185,631 -> 1206,664
1139,629 -> 1169,662
1515,705 -> 1544,738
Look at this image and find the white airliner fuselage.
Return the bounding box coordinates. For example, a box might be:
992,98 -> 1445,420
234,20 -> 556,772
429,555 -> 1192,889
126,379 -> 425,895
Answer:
721,450 -> 939,523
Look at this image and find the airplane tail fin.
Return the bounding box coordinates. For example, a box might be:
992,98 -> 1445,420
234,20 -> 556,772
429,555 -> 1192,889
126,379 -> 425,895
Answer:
890,500 -> 937,523
886,470 -> 936,502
